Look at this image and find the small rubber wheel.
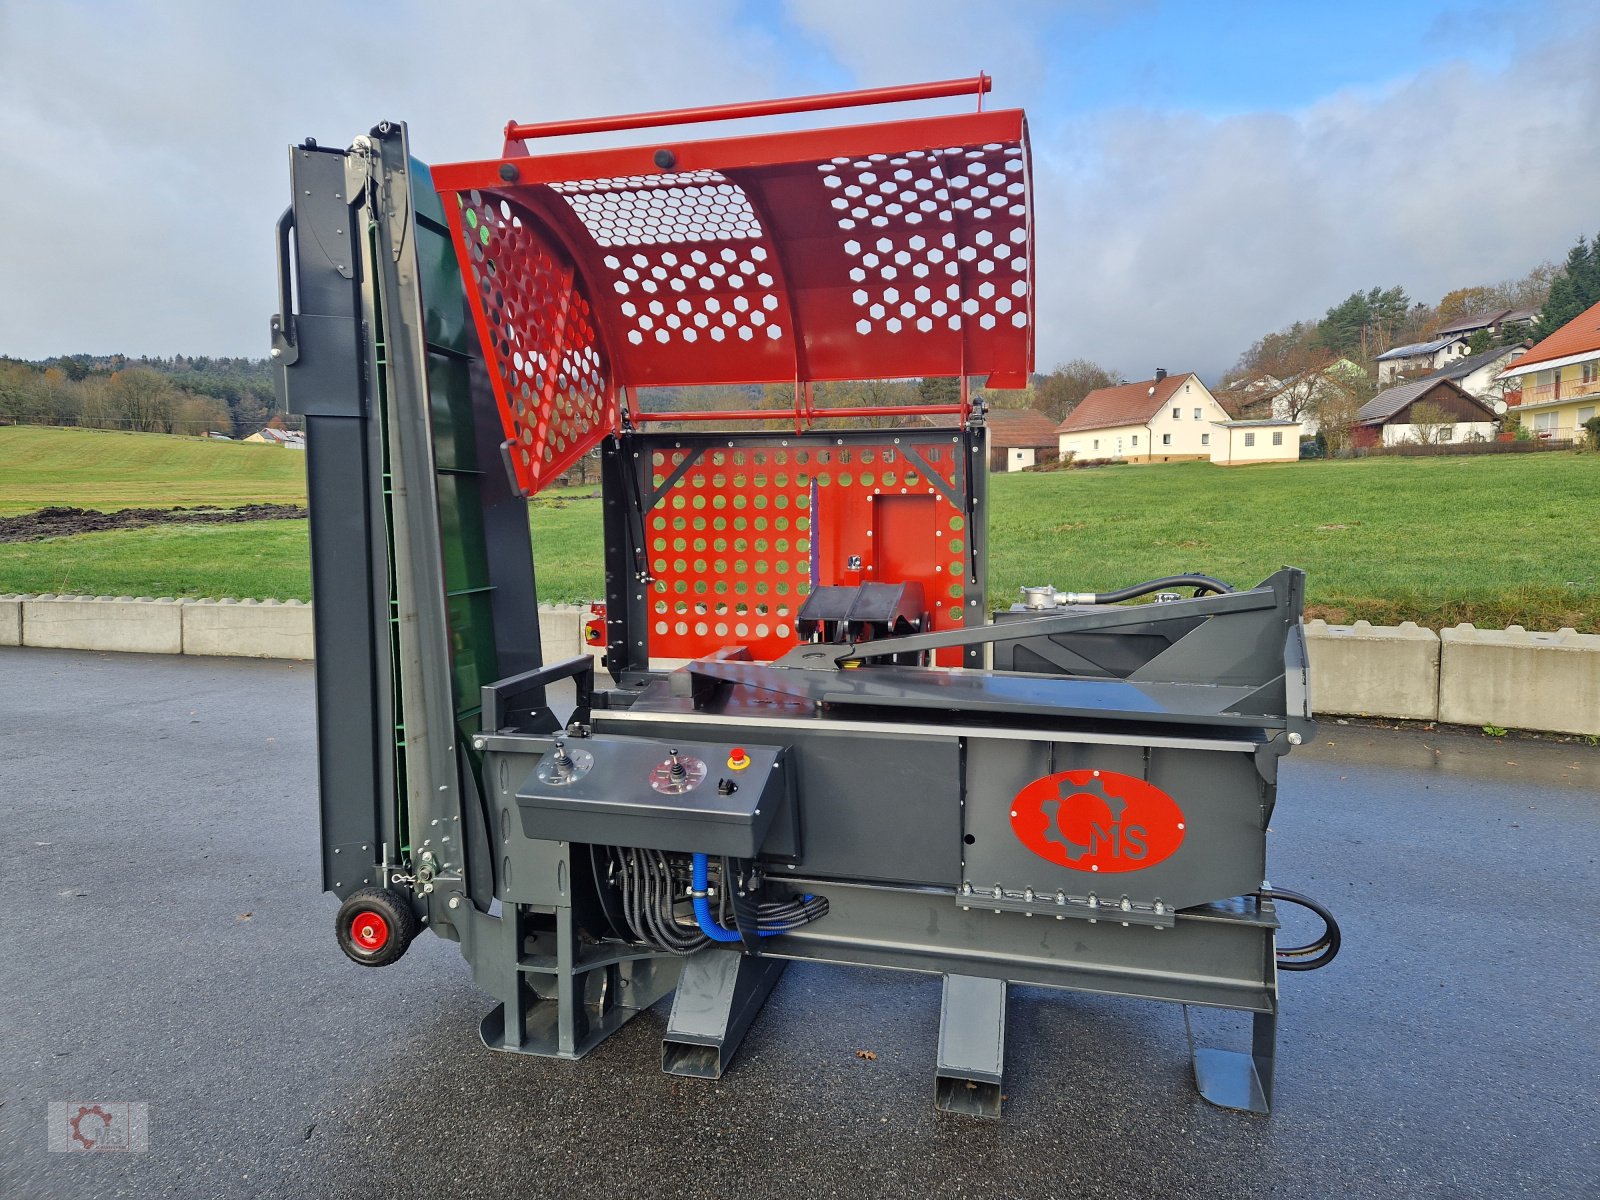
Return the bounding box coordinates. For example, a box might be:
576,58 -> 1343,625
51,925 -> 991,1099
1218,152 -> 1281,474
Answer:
336,887 -> 419,967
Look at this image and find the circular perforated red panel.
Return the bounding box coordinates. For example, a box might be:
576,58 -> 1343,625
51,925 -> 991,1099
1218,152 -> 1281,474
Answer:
820,144 -> 1029,338
549,171 -> 795,370
452,190 -> 617,494
646,440 -> 968,663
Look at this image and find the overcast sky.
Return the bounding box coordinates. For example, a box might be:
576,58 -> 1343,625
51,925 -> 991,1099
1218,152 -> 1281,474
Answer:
2,0 -> 1597,382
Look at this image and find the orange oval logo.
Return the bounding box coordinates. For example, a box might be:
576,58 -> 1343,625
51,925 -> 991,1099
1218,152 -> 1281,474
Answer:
1011,769 -> 1185,873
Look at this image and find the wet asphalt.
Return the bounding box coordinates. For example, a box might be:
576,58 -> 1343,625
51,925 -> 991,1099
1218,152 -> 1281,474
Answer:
0,647 -> 1596,1199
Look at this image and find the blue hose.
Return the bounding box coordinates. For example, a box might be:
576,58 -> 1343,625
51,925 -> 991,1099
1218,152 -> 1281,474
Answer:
691,853 -> 776,942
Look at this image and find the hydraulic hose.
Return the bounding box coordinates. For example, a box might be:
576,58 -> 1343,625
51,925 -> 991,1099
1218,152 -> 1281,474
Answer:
1087,574 -> 1235,604
1264,887 -> 1342,971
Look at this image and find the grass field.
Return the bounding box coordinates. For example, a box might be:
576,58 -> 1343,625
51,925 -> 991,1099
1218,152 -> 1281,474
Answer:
0,425 -> 307,515
0,521 -> 314,599
1,437 -> 1595,630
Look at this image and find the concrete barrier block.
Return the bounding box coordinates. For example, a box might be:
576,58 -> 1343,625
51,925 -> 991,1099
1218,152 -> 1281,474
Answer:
1303,619 -> 1439,721
183,598 -> 315,660
22,595 -> 184,655
0,594 -> 21,646
537,605 -> 585,661
1439,625 -> 1600,735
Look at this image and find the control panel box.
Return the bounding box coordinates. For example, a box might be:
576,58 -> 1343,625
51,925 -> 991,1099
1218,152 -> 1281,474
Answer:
515,735 -> 789,857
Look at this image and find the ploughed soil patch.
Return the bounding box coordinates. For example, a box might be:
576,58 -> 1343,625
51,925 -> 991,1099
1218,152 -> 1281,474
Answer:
0,504 -> 308,543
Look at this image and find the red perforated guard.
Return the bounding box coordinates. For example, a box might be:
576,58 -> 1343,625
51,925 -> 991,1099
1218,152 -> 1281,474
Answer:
641,435 -> 973,665
444,193 -> 615,495
431,108 -> 1032,495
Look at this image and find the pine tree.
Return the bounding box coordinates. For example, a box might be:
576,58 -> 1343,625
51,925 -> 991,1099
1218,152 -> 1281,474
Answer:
1535,234 -> 1600,339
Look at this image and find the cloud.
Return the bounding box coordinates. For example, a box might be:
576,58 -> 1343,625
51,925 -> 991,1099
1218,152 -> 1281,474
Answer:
0,0 -> 793,360
1,0 -> 1597,386
1028,25 -> 1600,379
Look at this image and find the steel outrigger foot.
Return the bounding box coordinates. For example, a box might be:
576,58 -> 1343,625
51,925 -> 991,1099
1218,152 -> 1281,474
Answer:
662,949 -> 787,1079
1188,1007 -> 1276,1114
935,974 -> 1007,1118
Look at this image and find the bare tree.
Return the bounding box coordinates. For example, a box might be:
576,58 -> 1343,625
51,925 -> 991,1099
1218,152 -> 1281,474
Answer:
1033,359 -> 1117,423
1310,372 -> 1368,454
1265,343 -> 1344,422
1408,401 -> 1455,445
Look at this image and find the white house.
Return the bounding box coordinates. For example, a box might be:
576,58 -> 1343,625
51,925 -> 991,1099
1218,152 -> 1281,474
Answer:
1056,371 -> 1233,463
1210,419 -> 1304,465
1375,335 -> 1471,385
1355,378 -> 1499,446
1422,343 -> 1528,401
984,408 -> 1060,472
1434,308 -> 1537,342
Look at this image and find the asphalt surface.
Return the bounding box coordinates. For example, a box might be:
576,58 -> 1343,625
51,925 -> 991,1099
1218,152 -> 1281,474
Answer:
1,647 -> 1596,1199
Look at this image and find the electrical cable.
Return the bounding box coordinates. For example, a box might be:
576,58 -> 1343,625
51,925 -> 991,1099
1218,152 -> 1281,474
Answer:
598,846 -> 828,949
1263,887 -> 1341,971
652,849 -> 708,952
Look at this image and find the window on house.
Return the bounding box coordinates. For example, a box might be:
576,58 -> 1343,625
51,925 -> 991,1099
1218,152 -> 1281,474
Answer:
1578,406 -> 1596,424
1093,439 -> 1099,450
1583,362 -> 1599,385
1272,431 -> 1283,446
1184,382 -> 1191,393
1162,433 -> 1172,446
1132,435 -> 1139,446
1172,407 -> 1181,419
1244,432 -> 1256,447
1193,407 -> 1202,420
1439,426 -> 1453,441
1201,433 -> 1210,446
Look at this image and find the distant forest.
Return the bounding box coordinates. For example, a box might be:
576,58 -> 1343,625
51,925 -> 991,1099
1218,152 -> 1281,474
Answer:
0,355 -> 284,439
0,356 -> 998,438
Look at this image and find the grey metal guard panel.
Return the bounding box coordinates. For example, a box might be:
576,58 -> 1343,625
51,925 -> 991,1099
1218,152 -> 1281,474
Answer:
683,660 -> 1277,729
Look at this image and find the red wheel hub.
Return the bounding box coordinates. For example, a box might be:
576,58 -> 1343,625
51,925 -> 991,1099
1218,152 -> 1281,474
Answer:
351,910 -> 390,952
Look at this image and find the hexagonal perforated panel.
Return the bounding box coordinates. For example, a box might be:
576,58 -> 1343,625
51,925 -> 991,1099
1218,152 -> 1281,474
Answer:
450,190 -> 616,494
552,172 -> 762,245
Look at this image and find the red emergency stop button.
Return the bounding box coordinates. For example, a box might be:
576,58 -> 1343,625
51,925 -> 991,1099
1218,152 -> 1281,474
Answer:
727,747 -> 751,770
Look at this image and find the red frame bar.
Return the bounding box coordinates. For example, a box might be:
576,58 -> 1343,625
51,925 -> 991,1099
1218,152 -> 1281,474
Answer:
631,404 -> 965,424
441,108 -> 1026,192
503,75 -> 990,146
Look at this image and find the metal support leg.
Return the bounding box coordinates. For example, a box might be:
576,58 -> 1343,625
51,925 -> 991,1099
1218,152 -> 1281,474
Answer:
662,949 -> 787,1079
1189,1007 -> 1276,1114
935,973 -> 1007,1118
479,904 -> 681,1060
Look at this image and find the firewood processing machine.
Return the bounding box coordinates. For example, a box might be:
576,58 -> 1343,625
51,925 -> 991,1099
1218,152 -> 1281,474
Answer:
271,75 -> 1338,1118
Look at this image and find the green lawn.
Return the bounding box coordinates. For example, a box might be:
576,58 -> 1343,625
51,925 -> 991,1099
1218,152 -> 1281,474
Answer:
2,450 -> 1595,630
987,456 -> 1598,630
0,521 -> 313,600
0,425 -> 306,515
